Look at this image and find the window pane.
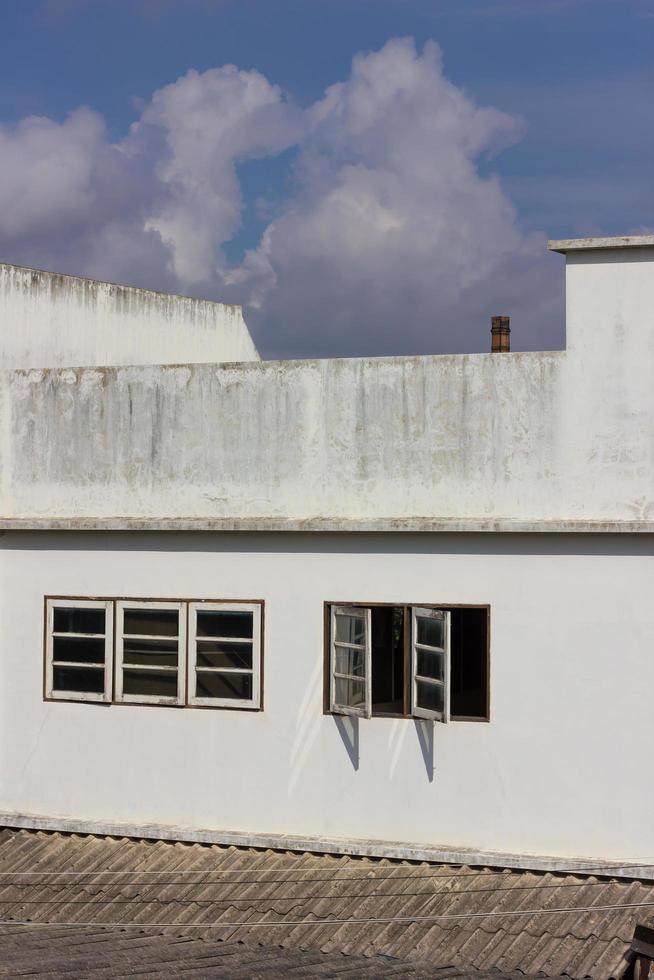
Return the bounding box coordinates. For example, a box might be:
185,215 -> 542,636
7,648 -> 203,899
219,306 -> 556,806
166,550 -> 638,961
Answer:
196,610 -> 253,639
53,607 -> 105,635
334,614 -> 365,645
52,636 -> 105,665
416,680 -> 443,714
334,676 -> 366,708
196,671 -> 253,700
122,669 -> 178,698
334,646 -> 366,678
196,641 -> 253,670
416,615 -> 444,649
123,608 -> 179,637
53,665 -> 104,694
417,648 -> 444,682
123,638 -> 179,668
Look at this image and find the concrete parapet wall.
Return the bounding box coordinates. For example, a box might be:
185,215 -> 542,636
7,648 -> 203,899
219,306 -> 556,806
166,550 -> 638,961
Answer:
0,247 -> 652,526
0,263 -> 260,369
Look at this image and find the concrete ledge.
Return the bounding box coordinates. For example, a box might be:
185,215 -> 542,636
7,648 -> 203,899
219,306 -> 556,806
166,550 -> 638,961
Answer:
2,812 -> 653,881
548,235 -> 654,253
1,518 -> 654,533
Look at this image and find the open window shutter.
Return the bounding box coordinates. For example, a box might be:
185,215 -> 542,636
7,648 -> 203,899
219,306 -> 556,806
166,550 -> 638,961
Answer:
330,605 -> 371,718
411,608 -> 450,722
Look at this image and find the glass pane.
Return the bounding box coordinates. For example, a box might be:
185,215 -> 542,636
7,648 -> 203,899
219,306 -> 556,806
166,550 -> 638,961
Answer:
53,665 -> 104,694
416,680 -> 444,714
123,608 -> 179,637
123,638 -> 179,668
334,613 -> 365,645
196,641 -> 253,670
417,648 -> 444,682
196,610 -> 253,639
334,646 -> 366,678
53,607 -> 105,635
196,671 -> 253,700
334,676 -> 366,708
417,615 -> 444,649
122,669 -> 178,698
52,636 -> 105,665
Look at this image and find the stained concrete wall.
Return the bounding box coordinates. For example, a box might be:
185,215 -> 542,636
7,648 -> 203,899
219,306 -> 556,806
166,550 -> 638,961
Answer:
1,531 -> 653,863
0,263 -> 260,369
1,246 -> 654,527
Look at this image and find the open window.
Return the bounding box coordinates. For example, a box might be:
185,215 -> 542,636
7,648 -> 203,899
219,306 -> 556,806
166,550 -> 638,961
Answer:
115,601 -> 186,706
188,602 -> 262,709
325,603 -> 488,722
329,605 -> 372,718
45,598 -> 113,703
411,608 -> 450,722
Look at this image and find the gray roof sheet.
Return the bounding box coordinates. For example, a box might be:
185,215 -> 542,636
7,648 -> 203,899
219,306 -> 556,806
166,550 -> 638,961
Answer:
0,828 -> 651,978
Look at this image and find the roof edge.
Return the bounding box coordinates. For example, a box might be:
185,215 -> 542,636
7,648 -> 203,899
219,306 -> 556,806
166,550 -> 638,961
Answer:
548,235 -> 654,254
2,812 -> 652,881
0,260 -> 243,312
1,517 -> 653,533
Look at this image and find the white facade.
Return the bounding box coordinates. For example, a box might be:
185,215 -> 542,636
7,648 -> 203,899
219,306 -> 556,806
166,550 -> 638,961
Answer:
0,238 -> 653,868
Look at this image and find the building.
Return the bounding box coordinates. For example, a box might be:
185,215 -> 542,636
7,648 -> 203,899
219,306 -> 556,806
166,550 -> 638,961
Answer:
0,237 -> 653,977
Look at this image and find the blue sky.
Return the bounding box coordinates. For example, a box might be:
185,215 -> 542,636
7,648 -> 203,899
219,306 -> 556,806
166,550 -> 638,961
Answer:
0,0 -> 652,357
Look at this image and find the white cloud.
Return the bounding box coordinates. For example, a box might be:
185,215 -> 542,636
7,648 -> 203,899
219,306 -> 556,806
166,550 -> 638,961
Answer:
234,38 -> 560,355
136,65 -> 302,283
0,38 -> 563,356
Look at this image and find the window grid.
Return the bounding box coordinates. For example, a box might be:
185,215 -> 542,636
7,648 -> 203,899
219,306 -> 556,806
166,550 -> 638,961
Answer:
44,597 -> 264,711
188,602 -> 262,709
45,598 -> 114,704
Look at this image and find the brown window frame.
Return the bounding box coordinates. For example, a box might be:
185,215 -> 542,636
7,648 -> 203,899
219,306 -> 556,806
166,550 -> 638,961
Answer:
323,601 -> 490,722
43,595 -> 265,712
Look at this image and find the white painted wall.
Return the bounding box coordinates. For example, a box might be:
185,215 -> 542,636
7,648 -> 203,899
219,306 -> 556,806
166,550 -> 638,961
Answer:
0,263 -> 260,368
1,531 -> 653,863
2,246 -> 653,528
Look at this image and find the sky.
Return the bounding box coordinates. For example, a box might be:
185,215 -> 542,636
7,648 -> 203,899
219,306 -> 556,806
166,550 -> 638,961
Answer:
0,0 -> 652,358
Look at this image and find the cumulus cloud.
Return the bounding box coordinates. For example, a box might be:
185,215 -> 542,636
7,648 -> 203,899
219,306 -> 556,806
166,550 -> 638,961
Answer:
0,38 -> 562,357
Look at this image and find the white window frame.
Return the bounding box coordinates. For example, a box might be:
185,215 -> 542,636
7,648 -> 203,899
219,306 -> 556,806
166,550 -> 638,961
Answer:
188,601 -> 262,709
330,604 -> 372,719
114,600 -> 186,706
45,598 -> 113,703
411,607 -> 450,723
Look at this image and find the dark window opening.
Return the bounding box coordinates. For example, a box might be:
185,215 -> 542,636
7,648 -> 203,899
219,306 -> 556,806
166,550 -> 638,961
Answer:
371,606 -> 405,715
449,608 -> 488,719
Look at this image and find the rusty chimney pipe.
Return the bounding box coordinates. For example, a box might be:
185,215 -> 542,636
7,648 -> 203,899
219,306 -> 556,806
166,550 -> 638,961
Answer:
491,315 -> 510,353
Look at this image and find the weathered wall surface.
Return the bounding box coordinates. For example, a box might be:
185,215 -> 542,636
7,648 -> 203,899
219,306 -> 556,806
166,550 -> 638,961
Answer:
0,263 -> 260,369
1,531 -> 653,862
0,247 -> 653,527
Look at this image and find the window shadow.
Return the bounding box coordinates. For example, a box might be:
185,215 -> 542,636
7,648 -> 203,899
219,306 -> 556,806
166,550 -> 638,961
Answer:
414,718 -> 434,782
333,714 -> 359,771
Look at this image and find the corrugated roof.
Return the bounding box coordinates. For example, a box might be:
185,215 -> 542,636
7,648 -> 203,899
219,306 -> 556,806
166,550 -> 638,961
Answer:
0,828 -> 650,978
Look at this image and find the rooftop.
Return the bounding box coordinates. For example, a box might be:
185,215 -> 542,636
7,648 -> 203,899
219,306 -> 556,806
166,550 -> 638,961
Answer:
548,235 -> 654,253
0,827 -> 652,978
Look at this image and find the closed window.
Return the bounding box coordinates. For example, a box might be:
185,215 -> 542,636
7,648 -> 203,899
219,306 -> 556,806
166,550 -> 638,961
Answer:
45,599 -> 113,703
325,603 -> 489,722
44,598 -> 263,710
188,602 -> 262,708
115,601 -> 186,706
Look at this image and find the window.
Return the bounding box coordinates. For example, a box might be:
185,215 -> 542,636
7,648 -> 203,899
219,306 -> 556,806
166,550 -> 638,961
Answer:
325,603 -> 489,722
188,602 -> 262,708
45,599 -> 113,703
44,598 -> 263,710
115,601 -> 186,706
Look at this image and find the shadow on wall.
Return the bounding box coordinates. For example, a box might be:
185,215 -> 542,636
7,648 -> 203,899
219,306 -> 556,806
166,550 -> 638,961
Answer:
4,532 -> 654,558
334,715 -> 359,770
414,719 -> 435,783
333,714 -> 436,781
